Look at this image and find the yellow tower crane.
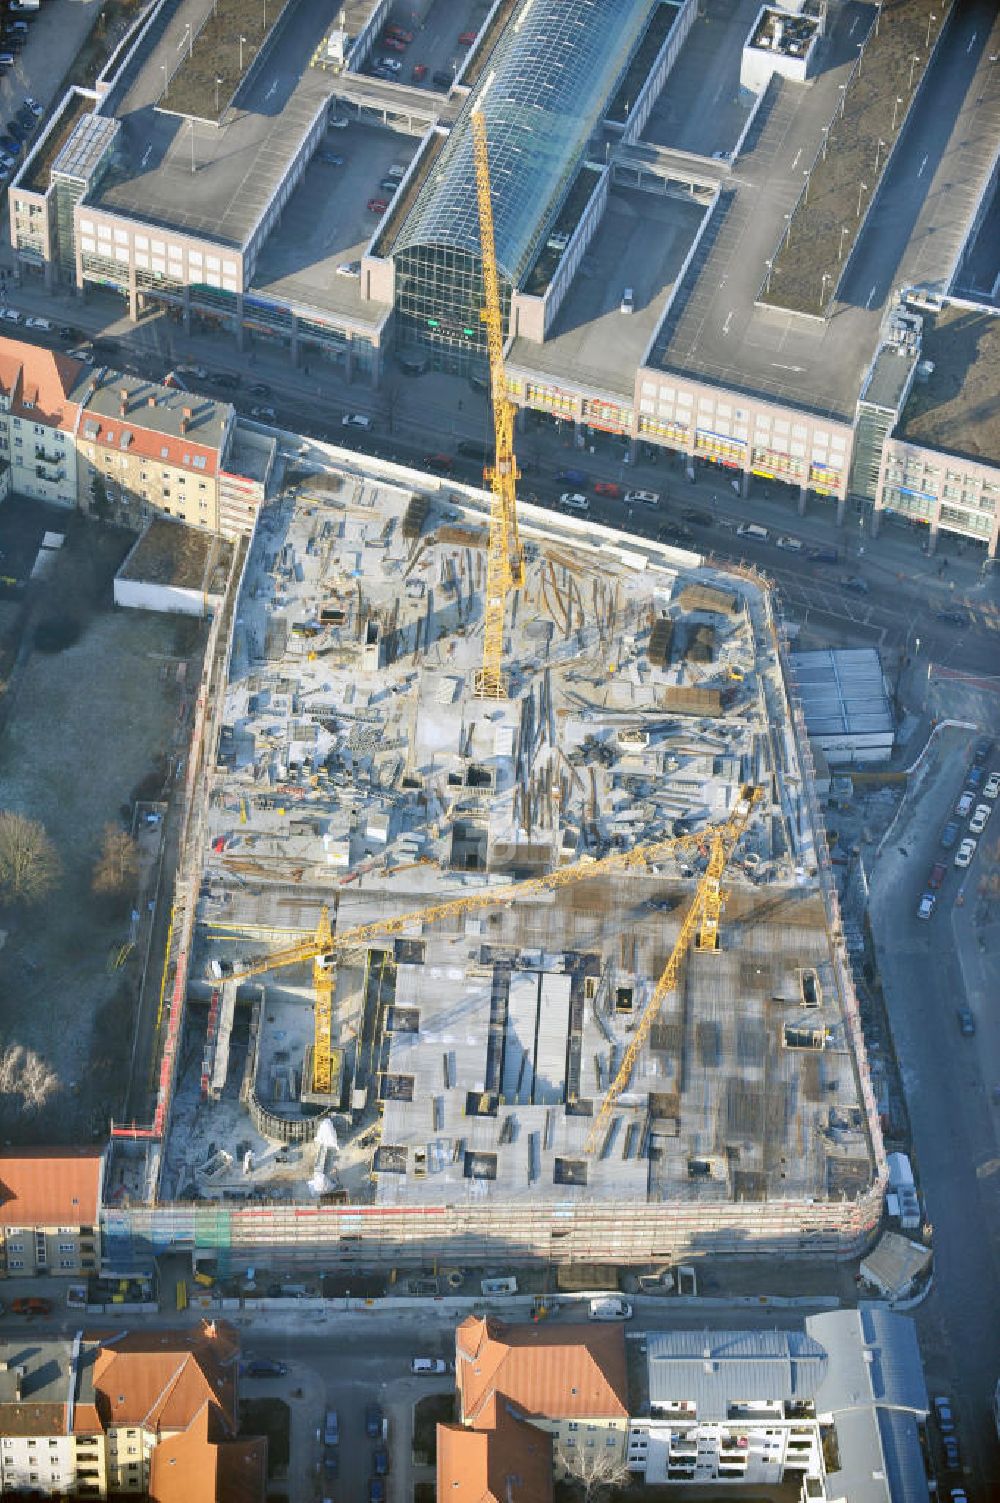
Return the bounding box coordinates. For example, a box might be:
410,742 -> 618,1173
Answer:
583,784 -> 763,1156
225,794 -> 762,1094
471,107 -> 523,700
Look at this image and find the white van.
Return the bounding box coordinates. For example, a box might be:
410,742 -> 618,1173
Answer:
386,164 -> 406,181
559,492 -> 589,512
589,1297 -> 633,1321
736,523 -> 769,543
342,413 -> 372,431
624,489 -> 659,507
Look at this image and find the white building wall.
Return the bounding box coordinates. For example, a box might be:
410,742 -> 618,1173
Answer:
627,1417 -> 823,1487
113,577 -> 221,617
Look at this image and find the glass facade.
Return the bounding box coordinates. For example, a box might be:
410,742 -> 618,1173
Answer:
393,0 -> 654,371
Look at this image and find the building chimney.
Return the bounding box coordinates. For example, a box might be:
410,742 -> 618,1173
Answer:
14,1364 -> 26,1400
180,416 -> 189,435
182,405 -> 193,420
119,386 -> 129,408
147,395 -> 157,408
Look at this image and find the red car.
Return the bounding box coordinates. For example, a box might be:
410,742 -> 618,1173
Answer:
424,452 -> 454,472
458,30 -> 477,44
927,861 -> 947,890
383,35 -> 407,51
387,24 -> 413,42
12,1298 -> 52,1316
593,481 -> 620,497
411,62 -> 427,82
367,197 -> 388,213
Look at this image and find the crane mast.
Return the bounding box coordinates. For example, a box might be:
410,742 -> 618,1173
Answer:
471,108 -> 523,700
584,785 -> 763,1155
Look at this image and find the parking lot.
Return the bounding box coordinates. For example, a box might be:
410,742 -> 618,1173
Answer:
360,0 -> 492,91
250,119 -> 416,318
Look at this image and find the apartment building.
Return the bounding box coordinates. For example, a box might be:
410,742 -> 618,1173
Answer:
76,372 -> 234,536
0,337 -> 89,507
0,1320 -> 265,1500
627,1308 -> 930,1503
439,1315 -> 630,1497
0,1146 -> 104,1278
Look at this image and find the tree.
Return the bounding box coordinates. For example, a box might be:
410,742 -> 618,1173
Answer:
381,373 -> 403,436
92,823 -> 139,899
0,812 -> 61,906
91,471 -> 110,520
554,1440 -> 631,1501
0,1044 -> 60,1126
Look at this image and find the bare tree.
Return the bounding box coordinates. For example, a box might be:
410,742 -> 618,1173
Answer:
92,824 -> 140,899
381,373 -> 403,436
555,1440 -> 631,1501
0,812 -> 61,906
0,1044 -> 60,1122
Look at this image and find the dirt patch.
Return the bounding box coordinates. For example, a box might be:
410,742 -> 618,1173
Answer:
239,1398 -> 290,1475
160,0 -> 292,123
762,0 -> 947,316
412,1392 -> 454,1465
0,525 -> 205,1143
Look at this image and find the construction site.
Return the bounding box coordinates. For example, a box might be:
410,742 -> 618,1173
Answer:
102,114 -> 885,1273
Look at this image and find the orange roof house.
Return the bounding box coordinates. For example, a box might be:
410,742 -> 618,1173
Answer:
93,1320 -> 240,1435
456,1316 -> 629,1426
0,336 -> 87,429
438,1403 -> 553,1503
0,1146 -> 104,1227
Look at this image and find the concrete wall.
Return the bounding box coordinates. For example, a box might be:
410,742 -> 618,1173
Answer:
113,577 -> 220,617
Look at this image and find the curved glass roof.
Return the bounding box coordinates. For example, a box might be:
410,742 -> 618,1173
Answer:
395,0 -> 654,287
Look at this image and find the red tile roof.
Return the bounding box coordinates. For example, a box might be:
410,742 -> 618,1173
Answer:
457,1317 -> 628,1426
85,413 -> 221,478
148,1400 -> 266,1503
93,1321 -> 239,1435
0,1146 -> 103,1228
437,1407 -> 552,1503
0,336 -> 85,431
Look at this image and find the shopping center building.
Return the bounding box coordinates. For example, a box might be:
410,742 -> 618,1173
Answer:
8,0 -> 1000,553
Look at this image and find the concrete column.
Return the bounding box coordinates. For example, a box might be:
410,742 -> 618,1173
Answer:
797,484 -> 808,516
739,468 -> 749,499
182,285 -> 192,336
624,436 -> 637,464
515,405 -> 527,433
127,267 -> 138,322
343,342 -> 354,383
835,494 -> 847,525
573,419 -> 584,448
234,294 -> 245,352
44,260 -> 56,291
289,317 -> 300,367
926,521 -> 938,555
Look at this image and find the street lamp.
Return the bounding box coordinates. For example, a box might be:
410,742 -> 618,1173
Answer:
838,83 -> 848,118
839,224 -> 849,261
925,12 -> 936,50
822,124 -> 830,160
875,138 -> 886,174
161,62 -> 168,98
909,53 -> 920,91
892,94 -> 903,131
803,168 -> 810,204
214,74 -> 222,113
183,21 -> 192,58
820,271 -> 831,310
239,33 -> 247,72
857,180 -> 868,218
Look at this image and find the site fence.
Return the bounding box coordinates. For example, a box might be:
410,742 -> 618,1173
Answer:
756,568 -> 889,1193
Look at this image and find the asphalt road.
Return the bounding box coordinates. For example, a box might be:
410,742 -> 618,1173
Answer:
868,724 -> 1000,1499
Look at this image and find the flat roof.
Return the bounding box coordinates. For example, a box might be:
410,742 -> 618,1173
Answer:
895,304 -> 1000,467
863,344 -> 915,413
91,0 -> 343,248
638,0 -> 754,156
248,118 -> 409,322
649,50 -> 884,421
509,185 -> 707,398
118,517 -> 232,589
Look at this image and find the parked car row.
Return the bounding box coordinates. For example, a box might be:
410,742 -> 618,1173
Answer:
922,741 -> 996,923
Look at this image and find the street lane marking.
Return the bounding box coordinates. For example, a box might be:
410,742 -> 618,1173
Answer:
265,79 -> 278,100
917,154 -> 928,177
791,147 -> 802,169
866,284 -> 877,308
967,31 -> 977,53
722,310 -> 733,335
141,144 -> 152,168
849,17 -> 858,35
